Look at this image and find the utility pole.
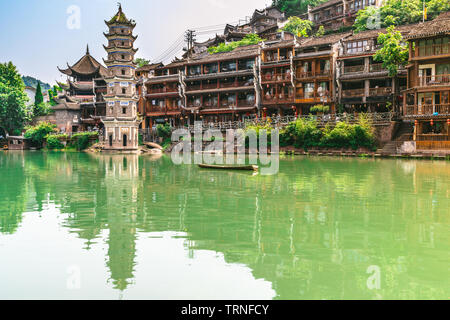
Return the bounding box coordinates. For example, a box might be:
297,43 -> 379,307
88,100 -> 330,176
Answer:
185,30 -> 196,58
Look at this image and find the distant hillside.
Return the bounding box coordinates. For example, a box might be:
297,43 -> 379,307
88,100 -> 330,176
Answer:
22,76 -> 51,92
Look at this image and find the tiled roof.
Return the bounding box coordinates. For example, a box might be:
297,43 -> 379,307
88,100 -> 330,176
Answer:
300,32 -> 351,48
346,24 -> 418,41
310,0 -> 343,13
136,63 -> 164,72
58,49 -> 108,77
263,39 -> 296,50
406,11 -> 450,39
188,45 -> 259,64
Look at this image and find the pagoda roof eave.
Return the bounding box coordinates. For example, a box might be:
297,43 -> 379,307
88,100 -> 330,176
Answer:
58,66 -> 72,76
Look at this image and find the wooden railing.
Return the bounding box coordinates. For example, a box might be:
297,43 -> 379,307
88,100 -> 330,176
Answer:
417,74 -> 450,87
416,134 -> 449,142
262,95 -> 294,103
262,73 -> 291,82
343,65 -> 364,74
369,87 -> 392,96
148,87 -> 178,94
405,104 -> 450,116
342,88 -> 365,97
297,70 -> 331,78
172,112 -> 396,132
369,64 -> 385,72
417,43 -> 450,57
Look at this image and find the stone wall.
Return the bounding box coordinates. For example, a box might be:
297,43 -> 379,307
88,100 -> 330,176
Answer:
374,122 -> 399,146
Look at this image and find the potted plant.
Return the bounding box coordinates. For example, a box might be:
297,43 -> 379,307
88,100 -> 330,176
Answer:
310,104 -> 330,116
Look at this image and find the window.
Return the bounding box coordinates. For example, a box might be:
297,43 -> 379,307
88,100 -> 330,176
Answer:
305,83 -> 314,98
122,88 -> 126,94
347,40 -> 368,53
122,69 -> 126,75
121,54 -> 125,59
189,65 -> 201,76
122,107 -> 127,114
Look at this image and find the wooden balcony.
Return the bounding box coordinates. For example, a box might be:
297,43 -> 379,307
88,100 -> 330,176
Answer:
262,73 -> 292,83
417,74 -> 450,87
263,95 -> 295,104
369,87 -> 392,96
369,64 -> 385,72
405,104 -> 450,116
342,88 -> 365,97
343,65 -> 364,74
416,44 -> 450,58
147,87 -> 178,94
416,134 -> 449,142
297,70 -> 331,79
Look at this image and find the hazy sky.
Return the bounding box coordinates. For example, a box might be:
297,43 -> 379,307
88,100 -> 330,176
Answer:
0,0 -> 269,85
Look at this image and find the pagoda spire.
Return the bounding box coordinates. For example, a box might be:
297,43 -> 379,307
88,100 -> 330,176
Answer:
86,44 -> 90,55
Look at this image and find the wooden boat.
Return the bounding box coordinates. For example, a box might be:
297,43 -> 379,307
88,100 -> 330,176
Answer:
198,164 -> 259,171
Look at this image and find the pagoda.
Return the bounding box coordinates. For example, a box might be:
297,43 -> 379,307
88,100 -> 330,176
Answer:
102,4 -> 140,151
57,45 -> 108,132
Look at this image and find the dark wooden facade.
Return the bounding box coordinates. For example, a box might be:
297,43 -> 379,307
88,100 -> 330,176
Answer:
403,12 -> 450,150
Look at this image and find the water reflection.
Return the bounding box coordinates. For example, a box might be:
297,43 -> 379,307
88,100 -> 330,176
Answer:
0,152 -> 448,299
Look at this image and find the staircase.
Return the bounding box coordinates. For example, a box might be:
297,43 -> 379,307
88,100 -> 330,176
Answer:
377,122 -> 414,154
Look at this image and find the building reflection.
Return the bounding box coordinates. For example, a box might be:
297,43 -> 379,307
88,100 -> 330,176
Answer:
0,152 -> 448,299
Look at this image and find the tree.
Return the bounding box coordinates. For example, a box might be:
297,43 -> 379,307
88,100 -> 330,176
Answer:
353,6 -> 383,33
273,0 -> 328,16
374,26 -> 409,112
0,62 -> 31,135
32,82 -> 45,117
315,26 -> 325,37
353,0 -> 450,32
281,17 -> 314,38
134,58 -> 150,68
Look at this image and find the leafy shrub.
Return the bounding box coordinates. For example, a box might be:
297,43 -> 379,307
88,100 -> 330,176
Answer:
208,34 -> 263,54
24,122 -> 57,147
279,114 -> 376,150
156,123 -> 172,139
310,104 -> 330,114
45,135 -> 65,150
69,132 -> 98,150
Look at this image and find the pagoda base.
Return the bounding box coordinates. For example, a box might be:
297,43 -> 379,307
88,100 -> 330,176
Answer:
102,120 -> 140,151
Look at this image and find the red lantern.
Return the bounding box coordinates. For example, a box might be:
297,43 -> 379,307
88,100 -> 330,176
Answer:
430,119 -> 434,126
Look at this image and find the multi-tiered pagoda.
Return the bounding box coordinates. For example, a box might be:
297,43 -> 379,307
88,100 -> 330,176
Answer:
102,4 -> 140,151
56,46 -> 108,132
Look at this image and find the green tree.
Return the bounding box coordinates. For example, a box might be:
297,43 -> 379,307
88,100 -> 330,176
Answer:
0,62 -> 31,135
35,82 -> 43,105
354,0 -> 450,32
24,122 -> 57,147
32,82 -> 46,117
273,0 -> 328,16
353,6 -> 383,33
374,26 -> 409,112
281,17 -> 314,38
315,25 -> 325,37
134,58 -> 150,68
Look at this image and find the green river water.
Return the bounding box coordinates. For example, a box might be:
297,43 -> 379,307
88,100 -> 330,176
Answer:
0,151 -> 448,300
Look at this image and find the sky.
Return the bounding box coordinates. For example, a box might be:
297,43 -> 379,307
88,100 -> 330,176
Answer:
0,0 -> 269,85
